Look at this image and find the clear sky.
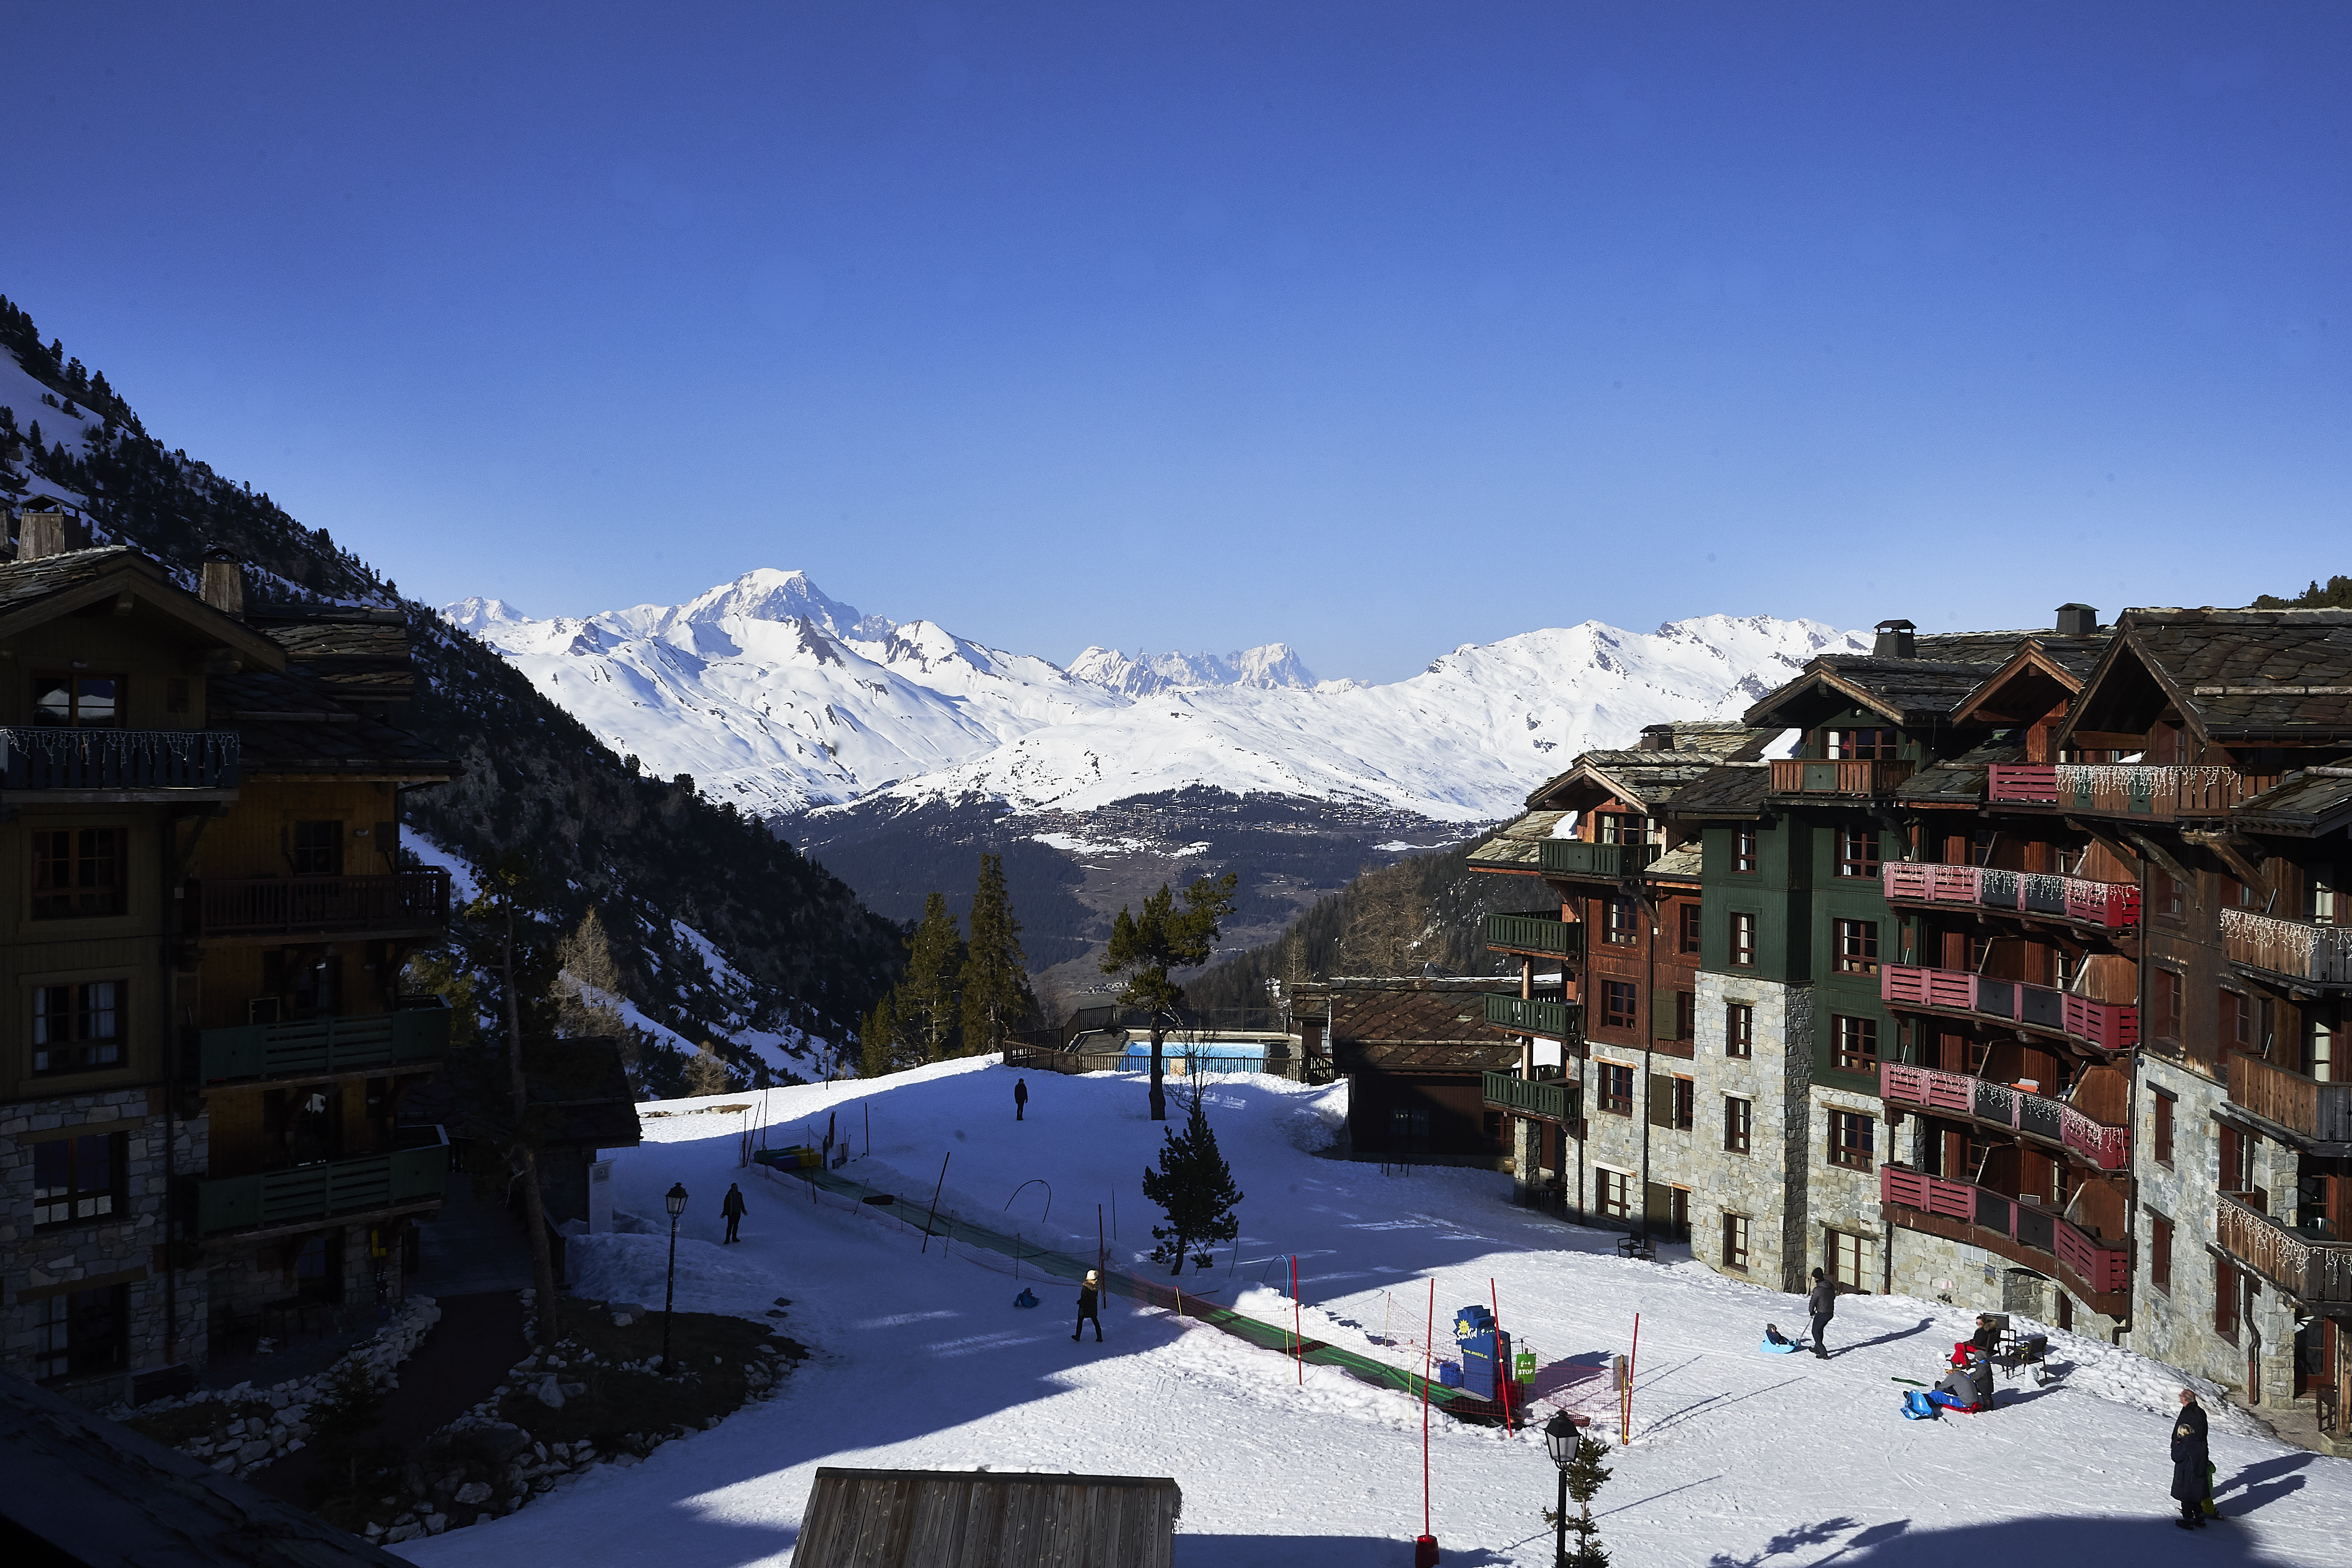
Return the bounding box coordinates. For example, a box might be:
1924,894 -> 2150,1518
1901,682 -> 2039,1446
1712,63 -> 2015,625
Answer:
7,4 -> 2348,682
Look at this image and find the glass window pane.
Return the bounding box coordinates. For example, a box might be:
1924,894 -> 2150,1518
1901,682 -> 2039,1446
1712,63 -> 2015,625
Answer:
33,678 -> 72,722
74,677 -> 120,726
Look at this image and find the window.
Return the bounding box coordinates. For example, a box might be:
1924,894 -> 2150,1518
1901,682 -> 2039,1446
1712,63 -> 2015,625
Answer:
30,828 -> 127,919
1827,727 -> 1898,760
1837,827 -> 1881,879
1595,1168 -> 1632,1219
1724,1095 -> 1752,1154
1664,989 -> 1695,1041
1833,1015 -> 1880,1073
33,982 -> 125,1075
2220,989 -> 2252,1052
33,1284 -> 128,1383
1733,826 -> 1759,874
1829,1230 -> 1875,1292
1829,1110 -> 1876,1171
2310,1019 -> 2337,1084
1388,1107 -> 1430,1154
1729,912 -> 1757,968
1721,1212 -> 1751,1272
1602,981 -> 1637,1030
291,821 -> 344,877
1726,1002 -> 1754,1058
2313,867 -> 2339,925
1832,919 -> 1880,976
1678,902 -> 1704,954
2150,1212 -> 2173,1294
2214,1257 -> 2239,1343
1597,1063 -> 1634,1116
2158,873 -> 2185,920
33,1134 -> 126,1229
2153,1091 -> 2174,1167
1667,1076 -> 1695,1131
2155,969 -> 2183,1042
1602,897 -> 1639,946
2220,1123 -> 2255,1198
31,674 -> 124,727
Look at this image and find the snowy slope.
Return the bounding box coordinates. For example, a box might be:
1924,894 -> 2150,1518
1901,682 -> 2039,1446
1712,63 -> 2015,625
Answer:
396,1060 -> 2352,1567
447,573 -> 1866,821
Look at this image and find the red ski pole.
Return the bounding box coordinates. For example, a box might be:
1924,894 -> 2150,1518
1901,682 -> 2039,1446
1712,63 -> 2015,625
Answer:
1417,1277 -> 1437,1566
1490,1277 -> 1513,1432
1292,1255 -> 1303,1386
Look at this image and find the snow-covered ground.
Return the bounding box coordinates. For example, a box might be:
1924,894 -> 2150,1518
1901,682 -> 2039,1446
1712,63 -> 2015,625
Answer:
397,1060 -> 2352,1566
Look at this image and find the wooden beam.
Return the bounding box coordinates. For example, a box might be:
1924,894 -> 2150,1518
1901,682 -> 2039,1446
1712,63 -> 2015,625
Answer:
2123,829 -> 2198,892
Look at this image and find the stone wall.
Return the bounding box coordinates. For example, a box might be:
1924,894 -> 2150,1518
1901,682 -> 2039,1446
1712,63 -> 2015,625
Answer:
1886,1226 -> 2125,1342
1805,1081 -> 1887,1286
1687,973 -> 1814,1294
209,1219 -> 395,1346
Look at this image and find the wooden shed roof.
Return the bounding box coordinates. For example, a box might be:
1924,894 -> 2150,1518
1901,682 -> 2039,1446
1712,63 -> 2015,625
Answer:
793,1466 -> 1180,1568
2059,608 -> 2352,746
1465,808 -> 1570,871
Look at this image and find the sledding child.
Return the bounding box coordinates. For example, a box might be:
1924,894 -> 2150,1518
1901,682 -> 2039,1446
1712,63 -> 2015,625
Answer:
1764,1323 -> 1797,1349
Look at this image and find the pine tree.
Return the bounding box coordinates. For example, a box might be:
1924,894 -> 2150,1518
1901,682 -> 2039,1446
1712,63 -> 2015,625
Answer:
685,1041 -> 734,1096
858,990 -> 903,1079
551,907 -> 626,1038
960,853 -> 1034,1056
1101,873 -> 1238,1120
1139,1083 -> 1244,1275
900,892 -> 966,1061
1561,1434 -> 1613,1566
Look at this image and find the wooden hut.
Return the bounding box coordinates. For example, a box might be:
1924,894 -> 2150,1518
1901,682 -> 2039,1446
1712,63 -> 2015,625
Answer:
793,1467 -> 1181,1567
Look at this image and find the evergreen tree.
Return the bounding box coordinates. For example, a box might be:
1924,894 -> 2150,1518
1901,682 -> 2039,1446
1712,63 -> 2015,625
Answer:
1101,872 -> 1238,1119
900,891 -> 966,1061
959,853 -> 1034,1055
1139,1083 -> 1243,1275
858,989 -> 903,1079
1560,1434 -> 1613,1567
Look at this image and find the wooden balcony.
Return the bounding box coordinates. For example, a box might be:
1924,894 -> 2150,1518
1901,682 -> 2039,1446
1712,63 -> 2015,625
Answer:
1881,1164 -> 2129,1310
1482,1069 -> 1577,1123
1881,862 -> 2139,932
198,1004 -> 449,1086
1997,763 -> 2281,821
1483,911 -> 1586,961
1880,964 -> 2139,1052
2226,1052 -> 2352,1144
1537,840 -> 1659,878
2214,1192 -> 2352,1305
198,1128 -> 450,1237
2220,909 -> 2352,986
1,726 -> 239,793
1483,992 -> 1581,1044
185,869 -> 451,941
1768,758 -> 1915,797
1879,1062 -> 2128,1170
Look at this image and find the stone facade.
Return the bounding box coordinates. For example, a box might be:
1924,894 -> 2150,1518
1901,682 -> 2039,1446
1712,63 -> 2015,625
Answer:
1806,1081 -> 1889,1287
1686,972 -> 1814,1293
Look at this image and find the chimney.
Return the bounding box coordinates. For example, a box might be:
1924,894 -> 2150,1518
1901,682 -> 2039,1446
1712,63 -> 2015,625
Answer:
2054,603 -> 2098,635
16,501 -> 70,561
1637,724 -> 1675,752
201,549 -> 246,619
1873,619 -> 1917,659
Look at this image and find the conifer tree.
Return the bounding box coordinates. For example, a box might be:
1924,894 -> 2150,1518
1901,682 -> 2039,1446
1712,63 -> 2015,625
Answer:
900,891 -> 966,1061
1562,1434 -> 1613,1566
858,990 -> 903,1079
959,853 -> 1034,1055
1101,872 -> 1238,1120
1139,1082 -> 1243,1275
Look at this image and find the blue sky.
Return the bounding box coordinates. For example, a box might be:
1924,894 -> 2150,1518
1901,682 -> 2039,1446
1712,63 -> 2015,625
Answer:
7,4 -> 2349,682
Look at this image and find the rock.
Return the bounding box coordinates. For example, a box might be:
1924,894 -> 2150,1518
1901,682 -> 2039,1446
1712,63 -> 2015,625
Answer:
478,1423 -> 534,1463
237,1440 -> 273,1465
425,1514 -> 448,1535
384,1525 -> 420,1545
455,1482 -> 492,1506
211,1457 -> 236,1474
363,1522 -> 385,1539
560,1382 -> 586,1397
534,1376 -> 565,1410
475,1513 -> 494,1528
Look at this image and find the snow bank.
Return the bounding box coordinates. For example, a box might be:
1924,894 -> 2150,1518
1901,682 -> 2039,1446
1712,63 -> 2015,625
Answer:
566,1233 -> 779,1319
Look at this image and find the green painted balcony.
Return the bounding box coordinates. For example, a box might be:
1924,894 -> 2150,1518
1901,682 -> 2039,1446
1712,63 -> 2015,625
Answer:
1537,840 -> 1659,879
197,1128 -> 450,1236
198,1005 -> 450,1086
1482,992 -> 1581,1043
1482,1069 -> 1577,1123
1483,911 -> 1586,961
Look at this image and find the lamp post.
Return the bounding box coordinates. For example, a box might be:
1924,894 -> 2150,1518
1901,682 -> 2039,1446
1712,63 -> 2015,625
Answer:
662,1182 -> 688,1374
1544,1410 -> 1576,1568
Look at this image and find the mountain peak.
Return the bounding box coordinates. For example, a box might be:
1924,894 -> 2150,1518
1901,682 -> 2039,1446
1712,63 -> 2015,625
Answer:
1068,642 -> 1318,697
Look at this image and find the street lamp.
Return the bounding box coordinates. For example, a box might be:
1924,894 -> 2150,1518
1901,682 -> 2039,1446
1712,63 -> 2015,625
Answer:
662,1182 -> 688,1373
1544,1409 -> 1577,1567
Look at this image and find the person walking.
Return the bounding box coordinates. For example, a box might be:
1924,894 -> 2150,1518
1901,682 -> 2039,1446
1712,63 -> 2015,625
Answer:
721,1183 -> 747,1244
1806,1268 -> 1836,1359
2170,1389 -> 2210,1530
1014,1077 -> 1029,1122
1073,1269 -> 1103,1343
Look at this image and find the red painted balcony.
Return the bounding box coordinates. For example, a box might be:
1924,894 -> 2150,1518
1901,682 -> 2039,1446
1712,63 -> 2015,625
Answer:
1987,764 -> 2061,804
1879,1063 -> 2128,1170
1880,863 -> 2138,931
1881,964 -> 2138,1053
1881,1164 -> 2129,1301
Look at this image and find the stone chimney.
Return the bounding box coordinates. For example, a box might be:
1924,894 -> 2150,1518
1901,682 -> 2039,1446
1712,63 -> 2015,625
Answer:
2054,603 -> 2098,635
1637,724 -> 1675,752
15,500 -> 71,560
1873,619 -> 1917,659
200,549 -> 245,619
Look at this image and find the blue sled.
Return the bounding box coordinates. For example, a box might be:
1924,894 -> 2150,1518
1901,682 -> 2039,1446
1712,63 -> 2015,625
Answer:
1759,1338 -> 1802,1355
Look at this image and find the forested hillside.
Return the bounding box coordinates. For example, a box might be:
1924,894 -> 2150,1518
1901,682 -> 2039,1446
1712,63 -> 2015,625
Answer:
0,296 -> 904,1090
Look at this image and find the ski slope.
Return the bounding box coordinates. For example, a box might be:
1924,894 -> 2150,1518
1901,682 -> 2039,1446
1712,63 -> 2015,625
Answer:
395,1060 -> 2350,1566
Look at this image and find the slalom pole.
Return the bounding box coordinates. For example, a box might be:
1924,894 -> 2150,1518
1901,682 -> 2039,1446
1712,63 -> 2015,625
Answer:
1422,1278 -> 1434,1544
1490,1278 -> 1513,1432
921,1153 -> 949,1253
1624,1312 -> 1641,1443
864,1102 -> 869,1157
1292,1256 -> 1303,1385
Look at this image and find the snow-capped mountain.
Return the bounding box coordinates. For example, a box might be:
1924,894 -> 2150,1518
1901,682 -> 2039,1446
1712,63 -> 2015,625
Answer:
446,572 -> 1867,824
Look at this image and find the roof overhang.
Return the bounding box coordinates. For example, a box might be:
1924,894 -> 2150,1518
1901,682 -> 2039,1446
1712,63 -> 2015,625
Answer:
1950,641 -> 2085,726
1740,664 -> 1907,730
0,554 -> 288,670
1527,760 -> 1651,815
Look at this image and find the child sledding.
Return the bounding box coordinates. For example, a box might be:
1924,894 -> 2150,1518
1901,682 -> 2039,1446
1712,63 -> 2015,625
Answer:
1759,1323 -> 1804,1355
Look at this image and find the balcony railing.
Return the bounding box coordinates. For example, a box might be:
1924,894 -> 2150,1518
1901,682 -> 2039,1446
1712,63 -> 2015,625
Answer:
1881,964 -> 2140,1052
1537,840 -> 1660,878
1,726 -> 239,791
1482,1069 -> 1577,1123
1483,992 -> 1581,1044
1483,912 -> 1586,961
2226,1052 -> 2352,1143
1881,862 -> 2140,931
1879,1063 -> 2127,1170
2220,909 -> 2352,985
186,869 -> 452,939
1987,762 -> 2279,820
1768,758 -> 1915,797
197,1129 -> 450,1236
1881,1164 -> 2129,1298
2215,1192 -> 2352,1305
198,1004 -> 450,1086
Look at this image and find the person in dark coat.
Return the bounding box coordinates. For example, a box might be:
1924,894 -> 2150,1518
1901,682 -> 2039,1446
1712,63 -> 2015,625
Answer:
721,1183 -> 747,1244
1073,1269 -> 1103,1342
2169,1389 -> 2210,1529
1806,1269 -> 1836,1359
1014,1077 -> 1029,1122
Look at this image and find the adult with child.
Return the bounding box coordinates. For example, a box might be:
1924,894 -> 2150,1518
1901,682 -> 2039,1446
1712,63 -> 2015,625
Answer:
1806,1269 -> 1837,1359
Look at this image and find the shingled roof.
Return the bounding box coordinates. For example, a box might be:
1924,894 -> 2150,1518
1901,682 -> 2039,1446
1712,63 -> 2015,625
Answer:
1326,978 -> 1519,1070
252,608 -> 419,706
2067,608 -> 2352,743
1659,761 -> 1770,818
0,546 -> 286,667
1466,808 -> 1570,871
2228,768 -> 2352,837
214,665 -> 451,779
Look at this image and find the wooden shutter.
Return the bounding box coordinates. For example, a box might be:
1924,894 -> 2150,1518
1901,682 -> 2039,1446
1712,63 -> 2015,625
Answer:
1646,1074 -> 1677,1127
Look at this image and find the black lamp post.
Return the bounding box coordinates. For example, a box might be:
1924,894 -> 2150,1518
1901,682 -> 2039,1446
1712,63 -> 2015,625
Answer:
1544,1410 -> 1577,1567
662,1182 -> 688,1373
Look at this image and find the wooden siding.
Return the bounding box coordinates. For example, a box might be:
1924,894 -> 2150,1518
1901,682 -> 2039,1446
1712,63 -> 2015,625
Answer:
793,1468 -> 1180,1568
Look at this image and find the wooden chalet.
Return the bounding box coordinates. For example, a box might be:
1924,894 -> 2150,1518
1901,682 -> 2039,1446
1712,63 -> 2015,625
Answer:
1305,978 -> 1520,1162
792,1467 -> 1181,1568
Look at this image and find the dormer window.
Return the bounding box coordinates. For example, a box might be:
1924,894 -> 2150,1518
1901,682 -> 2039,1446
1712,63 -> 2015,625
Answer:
1826,727 -> 1898,760
33,674 -> 124,727
1597,811 -> 1656,846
